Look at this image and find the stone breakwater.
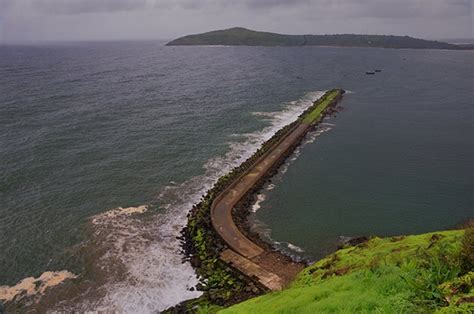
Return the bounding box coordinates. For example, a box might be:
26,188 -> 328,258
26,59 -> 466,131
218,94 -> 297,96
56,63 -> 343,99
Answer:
169,89 -> 345,311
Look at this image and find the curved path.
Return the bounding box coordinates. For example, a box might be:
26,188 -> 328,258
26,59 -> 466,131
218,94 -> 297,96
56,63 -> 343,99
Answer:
211,123 -> 309,258
210,123 -> 311,290
210,90 -> 344,290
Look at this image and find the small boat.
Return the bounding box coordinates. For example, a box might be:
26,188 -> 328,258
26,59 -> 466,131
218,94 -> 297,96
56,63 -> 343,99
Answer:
375,69 -> 382,72
365,71 -> 375,75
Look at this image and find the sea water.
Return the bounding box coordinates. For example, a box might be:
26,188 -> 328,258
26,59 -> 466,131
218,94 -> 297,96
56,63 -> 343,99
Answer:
0,41 -> 472,311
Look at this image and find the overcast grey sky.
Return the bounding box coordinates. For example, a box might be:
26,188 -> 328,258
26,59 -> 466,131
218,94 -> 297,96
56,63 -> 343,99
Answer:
0,0 -> 472,43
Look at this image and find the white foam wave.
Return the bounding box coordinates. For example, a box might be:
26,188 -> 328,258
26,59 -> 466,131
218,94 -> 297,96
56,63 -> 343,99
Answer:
91,205 -> 148,223
266,183 -> 276,191
249,218 -> 306,261
321,122 -> 335,127
290,146 -> 302,161
82,204 -> 202,312
304,125 -> 333,144
251,194 -> 266,213
0,271 -> 77,303
286,242 -> 305,253
74,90 -> 326,313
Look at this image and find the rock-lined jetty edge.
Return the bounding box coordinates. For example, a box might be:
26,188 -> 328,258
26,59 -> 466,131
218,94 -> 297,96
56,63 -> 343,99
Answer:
169,89 -> 345,311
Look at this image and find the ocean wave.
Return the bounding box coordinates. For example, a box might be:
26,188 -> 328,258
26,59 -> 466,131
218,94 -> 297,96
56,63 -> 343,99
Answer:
249,218 -> 306,262
75,202 -> 202,312
251,194 -> 266,213
266,183 -> 276,191
91,205 -> 148,223
304,125 -> 334,144
42,90 -> 326,312
286,242 -> 305,253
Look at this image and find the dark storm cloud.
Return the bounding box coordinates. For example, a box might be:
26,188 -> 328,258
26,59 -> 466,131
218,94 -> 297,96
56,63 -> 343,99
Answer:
241,0 -> 311,9
341,0 -> 472,18
0,0 -> 149,15
3,0 -> 471,17
0,0 -> 201,15
241,0 -> 472,18
0,0 -> 471,42
1,0 -> 201,15
34,0 -> 152,14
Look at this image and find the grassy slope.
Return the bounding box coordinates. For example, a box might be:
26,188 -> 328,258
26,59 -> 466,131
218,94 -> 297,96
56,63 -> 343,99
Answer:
221,230 -> 474,313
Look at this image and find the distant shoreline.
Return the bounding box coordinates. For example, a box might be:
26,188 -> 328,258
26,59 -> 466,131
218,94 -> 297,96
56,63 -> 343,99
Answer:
165,43 -> 474,51
166,27 -> 473,50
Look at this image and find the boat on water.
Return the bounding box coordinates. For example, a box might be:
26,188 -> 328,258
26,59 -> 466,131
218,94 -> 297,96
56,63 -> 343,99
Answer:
365,71 -> 375,75
375,69 -> 382,72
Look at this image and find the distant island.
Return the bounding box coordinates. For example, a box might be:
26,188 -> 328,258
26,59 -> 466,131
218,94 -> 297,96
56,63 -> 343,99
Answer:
166,27 -> 472,50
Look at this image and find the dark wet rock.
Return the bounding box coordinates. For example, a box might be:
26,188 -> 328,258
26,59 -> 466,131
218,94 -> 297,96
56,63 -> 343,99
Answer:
189,256 -> 201,268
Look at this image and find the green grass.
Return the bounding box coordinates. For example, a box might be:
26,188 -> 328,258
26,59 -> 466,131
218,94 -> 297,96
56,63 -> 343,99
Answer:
302,90 -> 340,124
219,230 -> 474,313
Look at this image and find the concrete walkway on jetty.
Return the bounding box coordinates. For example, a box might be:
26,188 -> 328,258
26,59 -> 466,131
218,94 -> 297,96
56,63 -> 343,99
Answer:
210,90 -> 345,291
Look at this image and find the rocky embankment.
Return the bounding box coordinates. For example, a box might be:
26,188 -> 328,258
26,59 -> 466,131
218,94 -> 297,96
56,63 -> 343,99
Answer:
165,89 -> 345,312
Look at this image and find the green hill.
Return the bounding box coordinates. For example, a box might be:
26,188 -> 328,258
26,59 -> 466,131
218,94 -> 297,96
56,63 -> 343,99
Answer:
166,27 -> 464,50
219,229 -> 473,313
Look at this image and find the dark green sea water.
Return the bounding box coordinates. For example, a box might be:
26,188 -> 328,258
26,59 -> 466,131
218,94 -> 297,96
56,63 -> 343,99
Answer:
0,41 -> 472,311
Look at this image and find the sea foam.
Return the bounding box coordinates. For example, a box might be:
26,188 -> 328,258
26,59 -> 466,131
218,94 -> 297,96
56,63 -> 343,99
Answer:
0,271 -> 77,303
45,90 -> 326,312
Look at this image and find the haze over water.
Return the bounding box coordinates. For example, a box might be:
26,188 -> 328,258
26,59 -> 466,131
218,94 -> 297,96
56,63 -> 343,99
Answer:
0,41 -> 473,311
